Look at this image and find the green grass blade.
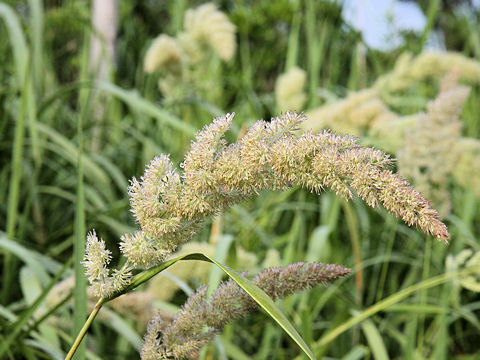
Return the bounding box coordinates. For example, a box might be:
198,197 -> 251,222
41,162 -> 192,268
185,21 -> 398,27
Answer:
2,63 -> 29,303
0,234 -> 48,287
99,308 -> 142,351
0,3 -> 28,84
95,81 -> 196,135
0,258 -> 72,358
313,265 -> 480,352
359,318 -> 389,360
72,40 -> 89,359
27,0 -> 44,90
218,336 -> 252,360
72,121 -> 87,360
285,0 -> 301,70
0,234 -> 64,285
36,123 -> 114,202
341,346 -> 368,360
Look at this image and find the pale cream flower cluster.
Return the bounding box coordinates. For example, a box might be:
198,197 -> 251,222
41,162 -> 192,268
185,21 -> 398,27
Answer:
184,3 -> 236,62
304,88 -> 397,137
398,73 -> 470,217
302,51 -> 480,134
81,111 -> 451,359
275,66 -> 308,113
129,111 -> 448,250
144,35 -> 183,74
446,249 -> 480,293
377,51 -> 480,92
298,52 -> 480,211
453,138 -> 480,198
143,2 -> 236,96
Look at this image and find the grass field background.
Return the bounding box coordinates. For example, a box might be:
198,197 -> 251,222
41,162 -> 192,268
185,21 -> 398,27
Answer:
1,1 -> 479,359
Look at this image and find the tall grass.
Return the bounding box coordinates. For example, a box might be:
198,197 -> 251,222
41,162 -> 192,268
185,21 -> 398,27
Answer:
0,1 -> 479,359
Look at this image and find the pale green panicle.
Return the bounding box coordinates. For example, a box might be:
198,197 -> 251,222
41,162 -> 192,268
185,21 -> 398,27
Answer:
143,34 -> 183,74
398,72 -> 470,217
452,138 -> 480,198
275,66 -> 308,113
184,3 -> 236,61
84,112 -> 449,300
141,263 -> 351,360
143,2 -> 236,98
446,249 -> 480,292
81,112 -> 450,359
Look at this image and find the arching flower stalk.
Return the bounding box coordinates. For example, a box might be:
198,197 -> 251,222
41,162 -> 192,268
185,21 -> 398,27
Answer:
129,111 -> 448,251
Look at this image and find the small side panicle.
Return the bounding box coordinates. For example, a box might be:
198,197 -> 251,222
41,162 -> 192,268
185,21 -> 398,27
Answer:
140,262 -> 350,360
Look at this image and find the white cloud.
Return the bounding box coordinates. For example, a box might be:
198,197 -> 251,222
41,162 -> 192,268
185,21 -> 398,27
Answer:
342,0 -> 427,51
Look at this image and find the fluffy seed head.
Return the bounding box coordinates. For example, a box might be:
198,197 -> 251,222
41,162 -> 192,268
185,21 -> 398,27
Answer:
144,34 -> 183,74
275,66 -> 307,113
184,3 -> 236,61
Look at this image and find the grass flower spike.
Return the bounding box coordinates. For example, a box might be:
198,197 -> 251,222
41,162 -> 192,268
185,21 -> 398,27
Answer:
129,112 -> 449,259
143,34 -> 183,74
78,111 -> 450,359
453,138 -> 480,198
141,262 -> 351,360
275,66 -> 308,113
184,3 -> 236,61
398,73 -> 470,217
143,3 -> 236,99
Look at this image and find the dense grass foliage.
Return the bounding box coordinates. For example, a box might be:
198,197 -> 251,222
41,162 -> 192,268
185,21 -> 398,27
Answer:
1,1 -> 479,359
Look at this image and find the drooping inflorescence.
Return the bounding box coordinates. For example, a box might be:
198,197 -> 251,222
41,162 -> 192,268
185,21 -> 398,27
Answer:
129,112 -> 449,250
398,72 -> 470,217
140,262 -> 351,360
83,112 -> 448,299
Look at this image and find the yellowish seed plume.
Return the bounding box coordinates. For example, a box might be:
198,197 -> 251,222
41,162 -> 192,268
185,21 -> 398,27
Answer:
275,66 -> 308,113
143,34 -> 183,74
398,73 -> 470,217
184,3 -> 236,61
453,138 -> 480,198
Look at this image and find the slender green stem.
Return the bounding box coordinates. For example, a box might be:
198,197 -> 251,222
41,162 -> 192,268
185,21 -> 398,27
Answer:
2,58 -> 29,304
65,297 -> 105,360
417,0 -> 440,53
342,201 -> 362,305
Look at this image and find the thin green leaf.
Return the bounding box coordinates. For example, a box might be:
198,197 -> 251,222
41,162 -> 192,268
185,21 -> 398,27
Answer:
0,233 -> 50,286
359,318 -> 389,360
95,81 -> 196,135
100,308 -> 142,351
313,265 -> 480,352
0,259 -> 72,358
0,3 -> 28,84
36,123 -> 114,201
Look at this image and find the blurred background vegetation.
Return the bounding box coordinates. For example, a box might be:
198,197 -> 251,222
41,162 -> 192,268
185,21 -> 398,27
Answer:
0,0 -> 479,359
